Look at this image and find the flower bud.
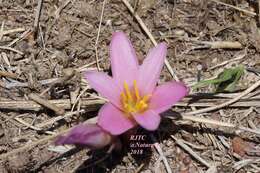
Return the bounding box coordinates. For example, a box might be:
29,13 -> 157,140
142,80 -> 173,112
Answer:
55,124 -> 113,149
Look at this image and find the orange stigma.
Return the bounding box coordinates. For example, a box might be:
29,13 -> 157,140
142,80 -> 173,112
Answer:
120,80 -> 151,114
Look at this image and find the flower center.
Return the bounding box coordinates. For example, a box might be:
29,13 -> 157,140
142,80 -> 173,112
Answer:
120,80 -> 151,114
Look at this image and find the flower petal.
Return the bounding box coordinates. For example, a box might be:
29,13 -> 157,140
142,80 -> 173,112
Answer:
98,103 -> 136,135
55,124 -> 112,149
133,110 -> 161,131
110,32 -> 139,84
149,81 -> 188,113
85,71 -> 122,108
138,43 -> 167,95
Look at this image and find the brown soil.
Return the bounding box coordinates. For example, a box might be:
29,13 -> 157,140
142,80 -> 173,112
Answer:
0,0 -> 259,172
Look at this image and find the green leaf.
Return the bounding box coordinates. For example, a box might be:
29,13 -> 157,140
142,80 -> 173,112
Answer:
192,65 -> 244,93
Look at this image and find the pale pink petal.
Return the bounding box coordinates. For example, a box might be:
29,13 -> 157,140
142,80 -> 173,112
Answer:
98,103 -> 136,135
110,32 -> 139,85
133,110 -> 161,131
55,124 -> 112,149
85,71 -> 122,108
137,43 -> 167,95
149,81 -> 188,113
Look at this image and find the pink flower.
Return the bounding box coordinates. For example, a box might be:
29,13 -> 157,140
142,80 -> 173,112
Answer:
55,124 -> 113,149
85,32 -> 188,135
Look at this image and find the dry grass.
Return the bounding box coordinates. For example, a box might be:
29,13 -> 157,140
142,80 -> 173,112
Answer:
0,0 -> 259,172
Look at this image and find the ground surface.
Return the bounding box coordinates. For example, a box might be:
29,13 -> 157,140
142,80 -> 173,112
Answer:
0,0 -> 260,172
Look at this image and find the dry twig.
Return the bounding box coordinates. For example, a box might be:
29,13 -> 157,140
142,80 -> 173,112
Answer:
150,134 -> 172,173
1,28 -> 25,37
14,117 -> 55,135
175,115 -> 260,136
0,98 -> 103,111
28,93 -> 65,115
193,41 -> 243,49
0,71 -> 17,79
2,96 -> 260,112
54,0 -> 72,18
210,0 -> 256,16
171,136 -> 212,168
185,80 -> 260,115
0,46 -> 24,55
259,0 -> 260,25
33,0 -> 43,34
94,0 -> 106,71
209,50 -> 246,70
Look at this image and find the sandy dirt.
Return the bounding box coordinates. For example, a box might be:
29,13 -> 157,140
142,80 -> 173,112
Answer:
0,0 -> 259,172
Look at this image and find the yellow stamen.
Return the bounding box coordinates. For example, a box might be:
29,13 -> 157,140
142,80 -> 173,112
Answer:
142,95 -> 151,102
121,92 -> 127,103
123,81 -> 133,102
133,80 -> 140,101
120,80 -> 151,115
